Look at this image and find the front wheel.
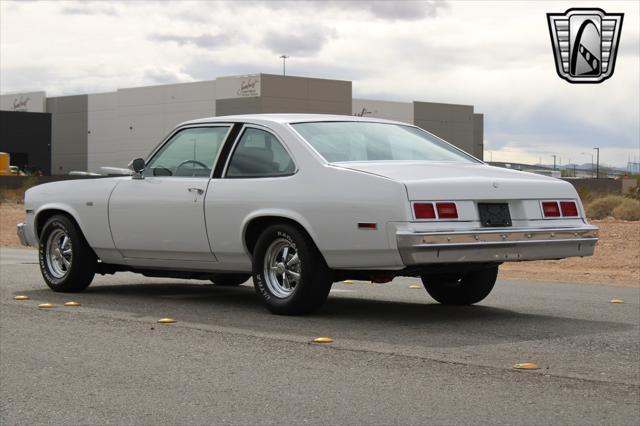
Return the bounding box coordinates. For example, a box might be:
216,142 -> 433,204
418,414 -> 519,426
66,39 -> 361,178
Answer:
421,265 -> 498,305
252,224 -> 332,315
39,214 -> 96,292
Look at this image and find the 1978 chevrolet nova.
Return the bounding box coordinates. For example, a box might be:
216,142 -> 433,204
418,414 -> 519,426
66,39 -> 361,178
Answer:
17,114 -> 598,314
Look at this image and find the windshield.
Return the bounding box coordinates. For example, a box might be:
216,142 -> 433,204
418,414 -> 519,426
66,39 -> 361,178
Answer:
291,121 -> 478,164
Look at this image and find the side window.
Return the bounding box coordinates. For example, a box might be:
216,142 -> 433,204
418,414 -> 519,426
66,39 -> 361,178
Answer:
226,128 -> 295,178
144,127 -> 229,177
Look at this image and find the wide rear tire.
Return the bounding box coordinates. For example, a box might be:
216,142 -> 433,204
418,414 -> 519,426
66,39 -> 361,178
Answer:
421,265 -> 498,305
252,224 -> 332,315
39,214 -> 96,293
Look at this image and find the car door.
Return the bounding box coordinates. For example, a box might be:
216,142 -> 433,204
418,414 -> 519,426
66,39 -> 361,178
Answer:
204,125 -> 298,270
109,125 -> 231,265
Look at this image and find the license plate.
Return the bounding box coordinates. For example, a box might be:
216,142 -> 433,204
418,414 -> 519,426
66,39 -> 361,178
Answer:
478,203 -> 512,227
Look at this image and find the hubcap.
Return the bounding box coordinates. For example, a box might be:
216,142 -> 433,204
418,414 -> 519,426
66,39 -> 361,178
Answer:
45,229 -> 72,279
263,238 -> 301,298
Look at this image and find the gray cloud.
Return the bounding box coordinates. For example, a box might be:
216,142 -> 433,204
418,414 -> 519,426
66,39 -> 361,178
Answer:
351,0 -> 448,21
60,2 -> 118,16
148,33 -> 231,49
225,1 -> 447,22
263,25 -> 336,56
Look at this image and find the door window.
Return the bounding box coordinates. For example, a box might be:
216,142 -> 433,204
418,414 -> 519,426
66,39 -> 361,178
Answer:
226,128 -> 295,178
144,126 -> 230,177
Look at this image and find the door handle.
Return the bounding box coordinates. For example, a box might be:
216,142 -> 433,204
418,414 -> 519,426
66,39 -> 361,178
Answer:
187,188 -> 204,195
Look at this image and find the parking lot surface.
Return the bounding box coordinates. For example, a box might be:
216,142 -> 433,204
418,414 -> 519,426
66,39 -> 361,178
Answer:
1,248 -> 639,425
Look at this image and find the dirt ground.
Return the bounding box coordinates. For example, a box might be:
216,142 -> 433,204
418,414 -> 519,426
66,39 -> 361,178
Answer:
1,202 -> 638,287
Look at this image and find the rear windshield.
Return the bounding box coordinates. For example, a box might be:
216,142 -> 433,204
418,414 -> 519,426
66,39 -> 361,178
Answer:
291,121 -> 478,163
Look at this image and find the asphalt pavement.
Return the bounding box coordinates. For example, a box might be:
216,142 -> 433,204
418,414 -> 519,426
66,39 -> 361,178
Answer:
1,247 -> 639,425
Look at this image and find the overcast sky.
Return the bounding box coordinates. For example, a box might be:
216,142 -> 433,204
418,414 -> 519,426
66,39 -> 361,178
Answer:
1,0 -> 638,167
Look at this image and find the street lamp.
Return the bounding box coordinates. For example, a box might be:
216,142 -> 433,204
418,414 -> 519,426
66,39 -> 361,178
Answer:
593,147 -> 600,179
279,55 -> 289,76
581,152 -> 594,178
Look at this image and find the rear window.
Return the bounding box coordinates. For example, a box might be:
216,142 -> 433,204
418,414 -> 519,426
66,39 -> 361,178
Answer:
291,121 -> 477,163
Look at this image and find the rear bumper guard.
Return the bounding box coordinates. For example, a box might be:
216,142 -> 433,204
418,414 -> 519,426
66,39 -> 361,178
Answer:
396,226 -> 598,264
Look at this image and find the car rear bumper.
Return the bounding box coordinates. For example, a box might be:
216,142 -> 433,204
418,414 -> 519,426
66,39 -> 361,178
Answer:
396,225 -> 598,265
17,223 -> 35,247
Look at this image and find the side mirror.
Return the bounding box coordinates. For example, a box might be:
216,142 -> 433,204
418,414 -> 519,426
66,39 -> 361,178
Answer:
128,158 -> 146,179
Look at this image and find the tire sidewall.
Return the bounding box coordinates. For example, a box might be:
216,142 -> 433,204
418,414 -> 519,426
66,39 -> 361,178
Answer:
39,217 -> 74,287
253,224 -> 329,314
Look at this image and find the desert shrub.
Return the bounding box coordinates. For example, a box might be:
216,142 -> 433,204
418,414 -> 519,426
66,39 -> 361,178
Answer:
612,198 -> 640,221
576,187 -> 593,205
585,195 -> 626,219
625,174 -> 640,200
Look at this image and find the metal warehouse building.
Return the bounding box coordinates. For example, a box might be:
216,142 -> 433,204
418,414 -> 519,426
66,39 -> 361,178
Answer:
0,73 -> 484,175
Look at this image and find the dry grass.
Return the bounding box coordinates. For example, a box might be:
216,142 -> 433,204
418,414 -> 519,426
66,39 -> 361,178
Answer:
585,195 -> 626,219
612,199 -> 640,221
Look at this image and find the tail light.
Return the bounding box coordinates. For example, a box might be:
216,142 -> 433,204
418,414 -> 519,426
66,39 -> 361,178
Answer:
414,203 -> 436,219
542,200 -> 580,218
436,202 -> 458,219
413,202 -> 458,220
542,201 -> 561,217
560,201 -> 579,217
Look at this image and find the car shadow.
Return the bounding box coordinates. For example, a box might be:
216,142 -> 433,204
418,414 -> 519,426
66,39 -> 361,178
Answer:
17,281 -> 634,348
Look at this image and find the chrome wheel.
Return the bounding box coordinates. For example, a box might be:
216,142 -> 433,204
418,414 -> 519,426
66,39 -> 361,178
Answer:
263,238 -> 301,298
45,229 -> 72,279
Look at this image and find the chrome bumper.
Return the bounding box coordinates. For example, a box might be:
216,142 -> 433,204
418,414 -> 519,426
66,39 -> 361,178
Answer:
16,223 -> 33,247
396,226 -> 598,265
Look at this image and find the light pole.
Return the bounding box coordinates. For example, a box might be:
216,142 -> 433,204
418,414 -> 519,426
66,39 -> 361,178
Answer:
581,152 -> 594,177
279,55 -> 289,76
593,147 -> 600,179
552,154 -> 557,170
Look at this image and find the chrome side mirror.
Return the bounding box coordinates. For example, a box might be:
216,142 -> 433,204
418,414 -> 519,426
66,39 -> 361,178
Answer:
128,158 -> 146,179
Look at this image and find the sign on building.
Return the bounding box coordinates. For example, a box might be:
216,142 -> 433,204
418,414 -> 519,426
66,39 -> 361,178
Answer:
216,75 -> 261,99
0,91 -> 47,112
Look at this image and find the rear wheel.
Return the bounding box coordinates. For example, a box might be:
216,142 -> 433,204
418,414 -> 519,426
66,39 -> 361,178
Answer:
252,224 -> 332,315
209,273 -> 251,286
421,265 -> 498,305
38,214 -> 96,292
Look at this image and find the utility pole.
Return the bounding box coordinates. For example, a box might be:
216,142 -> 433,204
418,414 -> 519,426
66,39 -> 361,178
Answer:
593,147 -> 600,179
279,55 -> 289,76
552,154 -> 557,170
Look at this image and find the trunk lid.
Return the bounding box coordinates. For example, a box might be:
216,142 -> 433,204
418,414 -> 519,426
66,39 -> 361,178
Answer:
334,161 -> 574,200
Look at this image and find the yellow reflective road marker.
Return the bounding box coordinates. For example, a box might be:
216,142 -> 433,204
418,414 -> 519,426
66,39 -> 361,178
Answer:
513,363 -> 540,370
157,318 -> 177,324
38,303 -> 55,309
409,285 -> 422,289
64,301 -> 81,307
610,299 -> 624,304
14,295 -> 30,300
313,337 -> 334,344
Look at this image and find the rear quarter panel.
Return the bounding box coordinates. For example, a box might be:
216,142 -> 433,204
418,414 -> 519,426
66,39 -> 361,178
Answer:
205,165 -> 410,270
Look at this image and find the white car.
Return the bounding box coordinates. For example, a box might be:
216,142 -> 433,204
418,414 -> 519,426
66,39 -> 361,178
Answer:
17,114 -> 598,314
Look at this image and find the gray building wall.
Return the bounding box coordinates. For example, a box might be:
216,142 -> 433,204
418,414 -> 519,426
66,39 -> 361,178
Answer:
216,74 -> 351,116
473,113 -> 484,159
413,101 -> 483,160
47,95 -> 88,174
